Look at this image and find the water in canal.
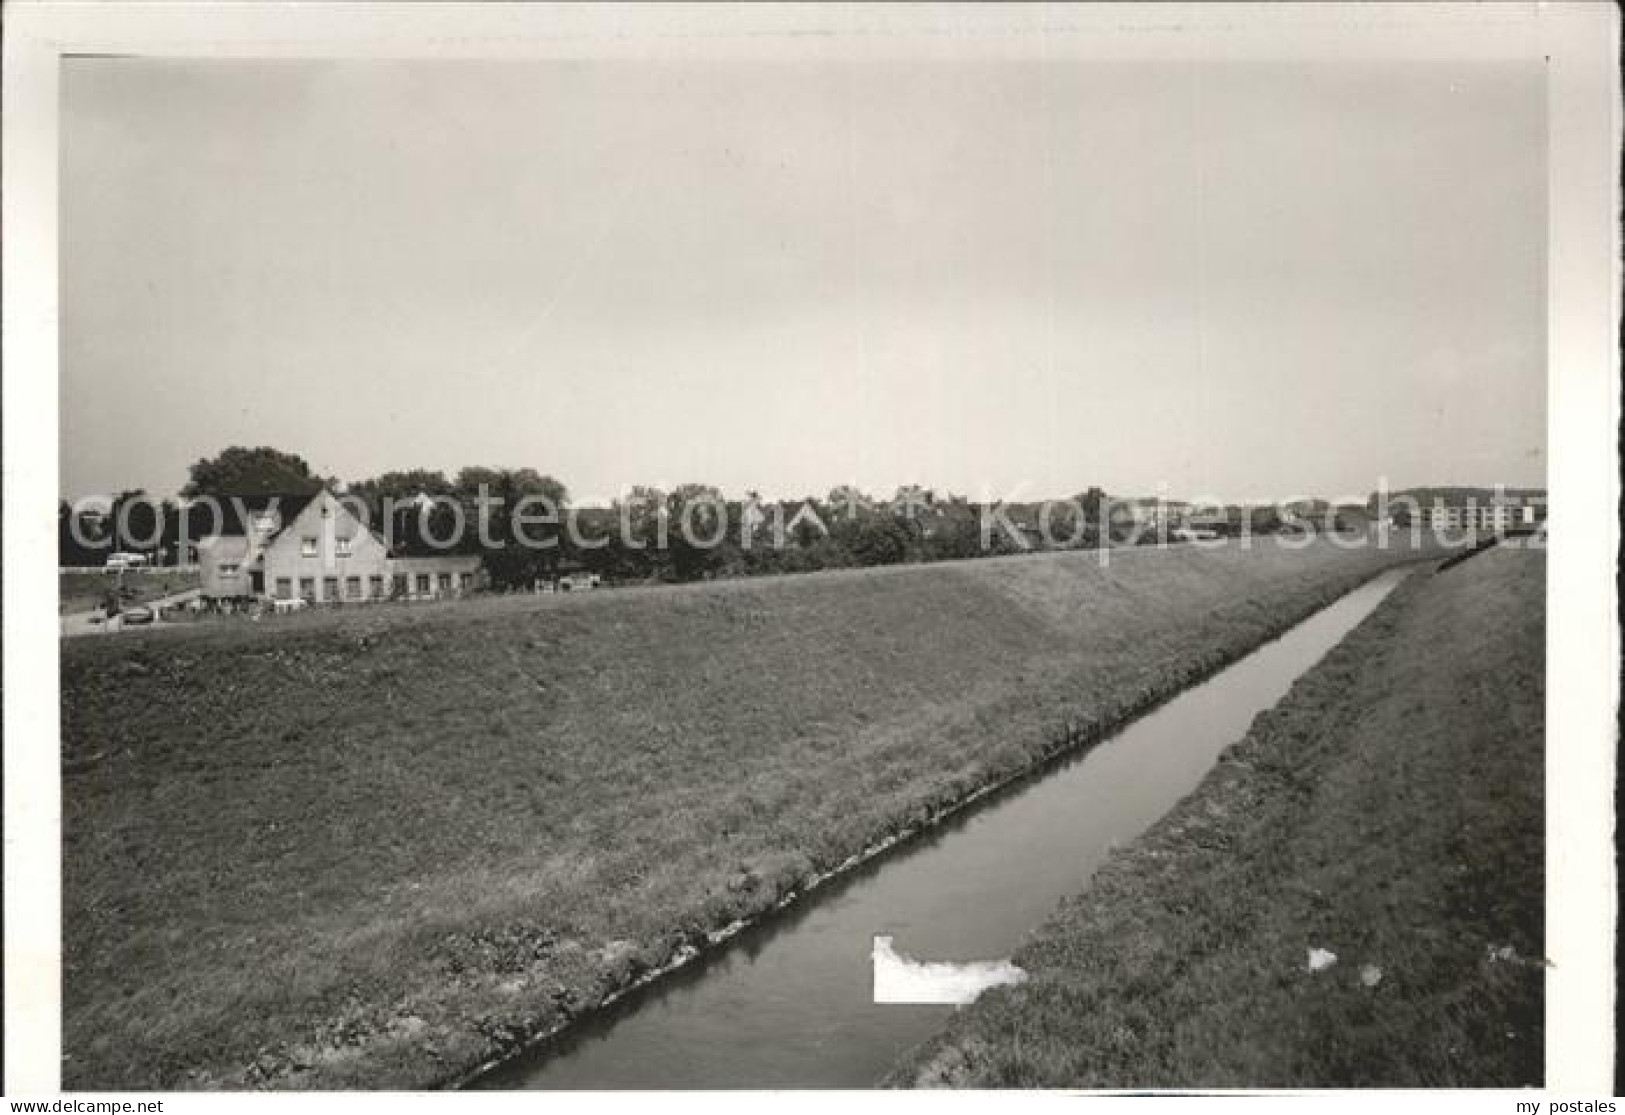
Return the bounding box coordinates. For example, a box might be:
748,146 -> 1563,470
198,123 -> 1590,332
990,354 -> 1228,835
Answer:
478,568 -> 1410,1089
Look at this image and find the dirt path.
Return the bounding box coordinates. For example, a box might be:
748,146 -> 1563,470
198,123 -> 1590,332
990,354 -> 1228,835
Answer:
60,587 -> 202,638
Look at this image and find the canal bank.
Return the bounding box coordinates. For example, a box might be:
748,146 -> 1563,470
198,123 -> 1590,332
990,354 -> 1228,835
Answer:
472,566 -> 1419,1088
891,549 -> 1545,1089
62,541 -> 1440,1089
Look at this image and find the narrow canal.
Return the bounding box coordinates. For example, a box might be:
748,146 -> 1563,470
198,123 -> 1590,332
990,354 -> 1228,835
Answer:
477,568 -> 1411,1089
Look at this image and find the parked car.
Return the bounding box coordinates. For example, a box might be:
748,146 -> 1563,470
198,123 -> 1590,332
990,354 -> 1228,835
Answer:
120,605 -> 155,626
105,552 -> 150,572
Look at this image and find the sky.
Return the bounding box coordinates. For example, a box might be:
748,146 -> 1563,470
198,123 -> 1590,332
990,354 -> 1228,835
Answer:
60,53 -> 1547,505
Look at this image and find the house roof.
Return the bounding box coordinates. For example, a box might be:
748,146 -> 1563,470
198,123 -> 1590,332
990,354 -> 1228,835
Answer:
195,487 -> 399,549
187,492 -> 319,539
196,534 -> 251,559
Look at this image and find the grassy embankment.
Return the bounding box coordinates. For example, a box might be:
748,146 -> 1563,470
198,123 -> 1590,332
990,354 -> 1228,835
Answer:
60,569 -> 200,615
62,538 -> 1433,1090
890,547 -> 1544,1088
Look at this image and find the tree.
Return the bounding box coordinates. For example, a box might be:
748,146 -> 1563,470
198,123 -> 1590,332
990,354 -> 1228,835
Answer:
347,469 -> 454,506
925,505 -> 984,560
666,483 -> 728,581
890,485 -> 935,520
1248,506 -> 1284,535
1075,487 -> 1108,524
834,514 -> 918,566
347,470 -> 456,541
181,446 -> 322,499
452,467 -> 567,510
109,490 -> 162,554
449,467 -> 571,588
60,500 -> 107,565
826,485 -> 873,523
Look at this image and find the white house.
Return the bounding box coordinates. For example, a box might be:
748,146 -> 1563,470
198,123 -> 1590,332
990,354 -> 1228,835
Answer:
197,487 -> 482,604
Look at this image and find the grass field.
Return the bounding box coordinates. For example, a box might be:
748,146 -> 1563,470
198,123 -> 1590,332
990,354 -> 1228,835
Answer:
889,547 -> 1544,1088
61,538 -> 1436,1089
59,569 -> 201,616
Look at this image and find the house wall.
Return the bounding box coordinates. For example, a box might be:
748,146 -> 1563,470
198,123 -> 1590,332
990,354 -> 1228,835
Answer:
270,496 -> 386,602
260,491 -> 393,603
389,554 -> 483,599
1421,503 -> 1539,533
198,536 -> 252,598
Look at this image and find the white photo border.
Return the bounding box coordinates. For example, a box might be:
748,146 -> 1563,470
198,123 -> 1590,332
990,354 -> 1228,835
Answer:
5,0 -> 1618,1100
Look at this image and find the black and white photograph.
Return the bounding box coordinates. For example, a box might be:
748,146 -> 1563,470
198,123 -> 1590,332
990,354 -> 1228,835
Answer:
3,1 -> 1618,1104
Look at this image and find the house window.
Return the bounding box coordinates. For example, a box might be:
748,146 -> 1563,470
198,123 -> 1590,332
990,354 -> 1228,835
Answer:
369,574 -> 384,598
458,572 -> 473,591
416,573 -> 431,595
323,576 -> 339,601
275,577 -> 292,600
336,536 -> 353,557
345,575 -> 362,599
392,574 -> 408,598
218,563 -> 240,577
438,572 -> 452,592
299,577 -> 315,600
301,536 -> 319,558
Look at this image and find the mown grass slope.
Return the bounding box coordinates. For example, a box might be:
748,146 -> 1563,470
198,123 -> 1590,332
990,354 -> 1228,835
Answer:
61,539 -> 1432,1089
890,548 -> 1544,1088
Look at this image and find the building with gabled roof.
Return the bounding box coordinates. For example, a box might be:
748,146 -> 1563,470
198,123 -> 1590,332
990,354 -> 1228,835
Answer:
197,486 -> 481,604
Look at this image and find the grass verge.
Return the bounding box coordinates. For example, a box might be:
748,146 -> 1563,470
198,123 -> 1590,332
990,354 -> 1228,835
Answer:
62,538 -> 1434,1089
60,569 -> 201,616
888,547 -> 1544,1088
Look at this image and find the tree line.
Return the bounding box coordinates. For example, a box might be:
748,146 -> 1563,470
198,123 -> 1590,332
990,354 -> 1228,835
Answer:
60,445 -> 1341,589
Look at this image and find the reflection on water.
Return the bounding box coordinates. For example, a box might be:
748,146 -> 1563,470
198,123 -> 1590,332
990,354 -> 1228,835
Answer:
870,935 -> 1027,1005
477,570 -> 1409,1089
